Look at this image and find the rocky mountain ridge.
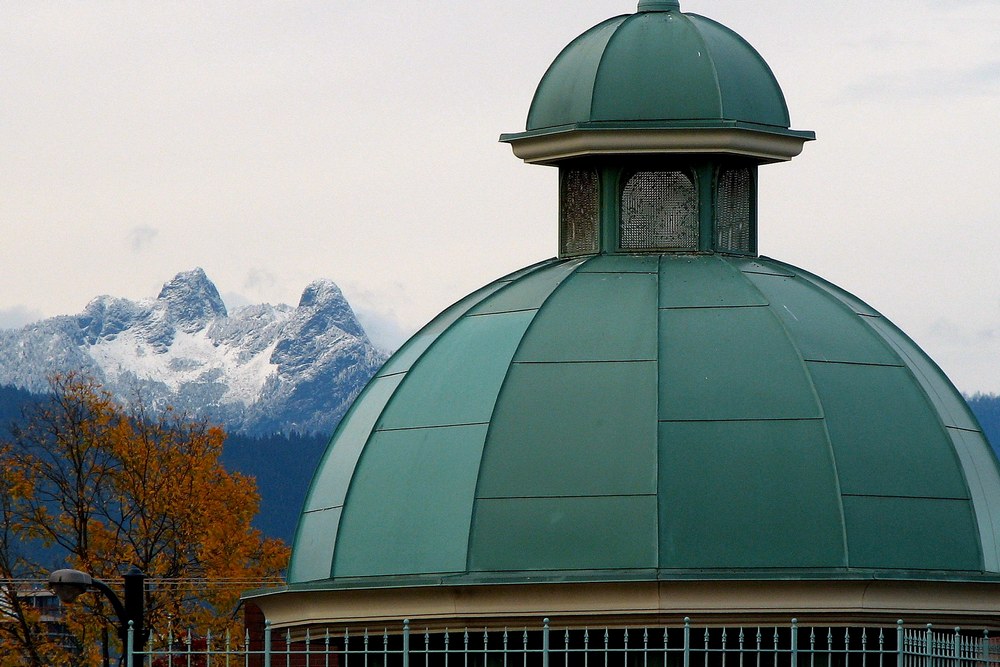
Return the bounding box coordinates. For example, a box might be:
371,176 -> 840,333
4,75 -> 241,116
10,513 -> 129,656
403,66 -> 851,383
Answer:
0,269 -> 387,436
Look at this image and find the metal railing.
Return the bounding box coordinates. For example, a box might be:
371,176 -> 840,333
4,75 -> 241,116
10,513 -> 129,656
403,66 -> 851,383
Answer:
125,618 -> 1000,667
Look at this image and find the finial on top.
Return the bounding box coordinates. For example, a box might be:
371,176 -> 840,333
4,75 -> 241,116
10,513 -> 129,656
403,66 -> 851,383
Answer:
637,0 -> 681,11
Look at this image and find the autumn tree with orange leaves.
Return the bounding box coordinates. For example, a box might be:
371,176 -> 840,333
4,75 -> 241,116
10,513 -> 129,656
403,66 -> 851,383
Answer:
0,374 -> 289,667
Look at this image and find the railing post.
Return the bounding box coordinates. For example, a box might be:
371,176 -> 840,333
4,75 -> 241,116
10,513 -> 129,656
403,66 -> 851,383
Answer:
126,620 -> 135,667
264,620 -> 272,667
543,618 -> 550,667
404,619 -> 411,667
925,624 -> 933,667
897,621 -> 905,667
791,619 -> 798,667
953,628 -> 961,667
684,618 -> 691,667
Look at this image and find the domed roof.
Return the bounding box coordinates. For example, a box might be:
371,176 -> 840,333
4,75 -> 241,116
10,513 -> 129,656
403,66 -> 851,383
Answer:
289,255 -> 1000,587
501,2 -> 815,164
528,6 -> 787,131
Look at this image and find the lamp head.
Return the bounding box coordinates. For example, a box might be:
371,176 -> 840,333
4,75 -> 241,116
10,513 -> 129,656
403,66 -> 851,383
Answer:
48,569 -> 93,603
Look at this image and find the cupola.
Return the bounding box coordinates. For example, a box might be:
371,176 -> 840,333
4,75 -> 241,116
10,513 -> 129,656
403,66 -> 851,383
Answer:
501,0 -> 814,258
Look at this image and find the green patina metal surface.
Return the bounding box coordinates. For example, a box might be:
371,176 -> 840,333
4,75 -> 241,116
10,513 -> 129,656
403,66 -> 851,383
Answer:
516,6 -> 795,137
285,0 -> 999,591
288,254 -> 1000,586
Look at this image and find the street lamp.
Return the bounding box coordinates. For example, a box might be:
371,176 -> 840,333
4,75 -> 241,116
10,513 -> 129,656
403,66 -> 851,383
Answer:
48,566 -> 147,655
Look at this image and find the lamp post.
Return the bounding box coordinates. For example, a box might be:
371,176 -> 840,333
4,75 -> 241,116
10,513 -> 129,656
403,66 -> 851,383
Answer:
48,566 -> 147,658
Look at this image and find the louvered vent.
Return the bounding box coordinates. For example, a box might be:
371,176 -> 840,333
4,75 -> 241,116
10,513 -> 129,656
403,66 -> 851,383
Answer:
716,167 -> 753,254
559,169 -> 600,256
620,171 -> 698,251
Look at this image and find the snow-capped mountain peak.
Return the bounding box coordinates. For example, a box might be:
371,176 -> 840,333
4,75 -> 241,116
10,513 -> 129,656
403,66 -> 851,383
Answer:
156,267 -> 228,330
0,270 -> 387,436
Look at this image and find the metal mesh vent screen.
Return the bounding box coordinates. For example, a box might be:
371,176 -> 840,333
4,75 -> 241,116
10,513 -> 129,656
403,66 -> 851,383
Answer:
620,171 -> 698,250
716,167 -> 753,253
559,169 -> 600,256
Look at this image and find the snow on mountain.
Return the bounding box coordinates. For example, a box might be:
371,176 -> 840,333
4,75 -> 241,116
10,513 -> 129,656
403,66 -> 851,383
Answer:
0,269 -> 387,436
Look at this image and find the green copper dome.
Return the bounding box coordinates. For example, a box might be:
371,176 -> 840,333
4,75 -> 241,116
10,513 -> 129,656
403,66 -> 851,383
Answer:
528,10 -> 787,130
501,2 -> 814,165
289,255 -> 1000,587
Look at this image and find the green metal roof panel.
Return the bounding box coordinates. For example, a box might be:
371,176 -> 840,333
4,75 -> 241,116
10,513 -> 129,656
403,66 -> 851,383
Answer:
300,374 -> 404,513
659,255 -> 768,308
659,306 -> 822,420
514,272 -> 658,362
747,273 -> 902,365
727,256 -> 795,277
376,311 -> 533,430
688,15 -> 790,127
288,507 -> 341,582
659,419 -> 845,568
865,315 -> 982,431
949,427 -> 1000,572
376,280 -> 509,378
773,260 -> 881,317
478,362 -> 658,498
333,424 -> 488,577
807,362 -> 969,499
842,496 -> 981,571
526,16 -> 627,131
469,495 -> 658,572
590,13 -> 723,123
468,259 -> 582,316
576,254 -> 660,273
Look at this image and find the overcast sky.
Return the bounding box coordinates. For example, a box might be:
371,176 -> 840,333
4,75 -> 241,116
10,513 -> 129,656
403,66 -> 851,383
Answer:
1,0 -> 998,394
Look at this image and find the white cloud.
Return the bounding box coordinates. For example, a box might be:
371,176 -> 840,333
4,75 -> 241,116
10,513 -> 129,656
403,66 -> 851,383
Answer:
127,226 -> 159,252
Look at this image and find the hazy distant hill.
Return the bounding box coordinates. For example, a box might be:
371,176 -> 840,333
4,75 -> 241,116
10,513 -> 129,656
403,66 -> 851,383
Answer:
0,269 -> 387,436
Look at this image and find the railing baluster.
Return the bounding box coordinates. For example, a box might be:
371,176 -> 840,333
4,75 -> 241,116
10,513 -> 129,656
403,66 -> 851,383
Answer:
722,627 -> 728,667
925,625 -> 933,667
684,618 -> 691,667
809,626 -> 815,667
403,620 -> 410,667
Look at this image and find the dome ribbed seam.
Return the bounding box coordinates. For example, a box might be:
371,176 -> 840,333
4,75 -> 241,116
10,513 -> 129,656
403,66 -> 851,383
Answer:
463,256 -> 591,574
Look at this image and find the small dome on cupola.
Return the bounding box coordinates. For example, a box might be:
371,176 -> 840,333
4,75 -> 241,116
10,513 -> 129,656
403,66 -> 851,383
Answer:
502,0 -> 814,165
